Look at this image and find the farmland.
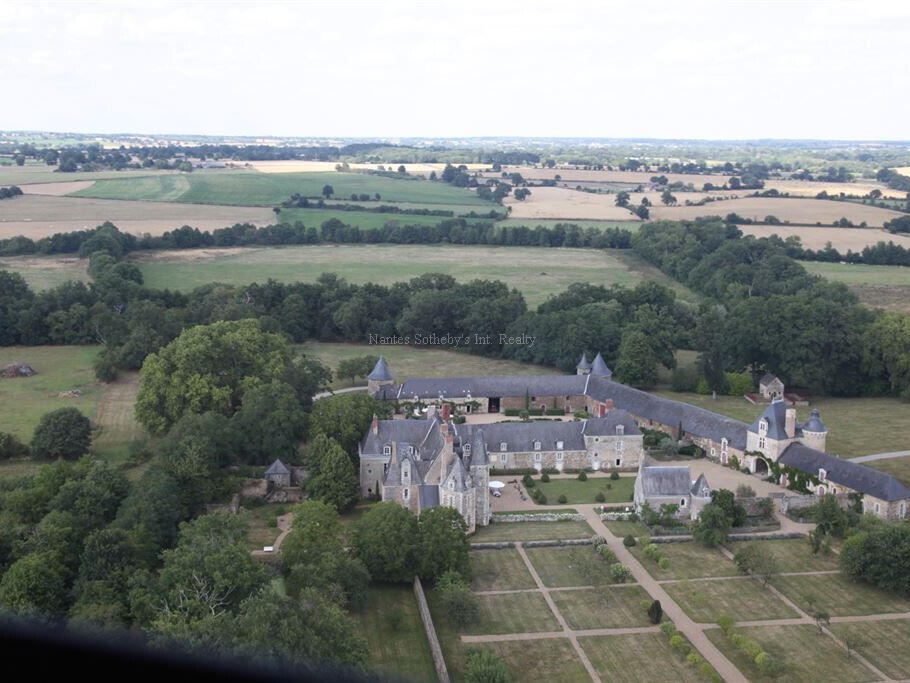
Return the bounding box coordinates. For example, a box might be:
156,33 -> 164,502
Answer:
276,206 -> 482,231
131,244 -> 698,307
504,186 -> 643,221
0,194 -> 274,239
801,260 -> 910,313
739,223 -> 910,250
0,254 -> 89,290
70,171 -> 491,207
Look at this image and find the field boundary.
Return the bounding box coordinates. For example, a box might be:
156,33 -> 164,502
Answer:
413,575 -> 450,683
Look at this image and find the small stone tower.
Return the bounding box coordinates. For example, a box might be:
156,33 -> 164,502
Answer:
468,429 -> 491,527
576,353 -> 592,376
367,356 -> 394,395
590,352 -> 613,380
800,408 -> 828,452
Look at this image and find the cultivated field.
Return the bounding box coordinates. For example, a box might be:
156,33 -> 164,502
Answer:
497,166 -> 734,187
131,244 -> 698,307
739,224 -> 910,250
299,341 -> 563,390
249,160 -> 489,175
0,165 -> 176,186
762,178 -> 903,199
503,186 -> 642,221
649,196 -> 905,227
71,171 -> 490,207
276,206 -> 478,231
654,391 -> 910,457
801,260 -> 910,313
0,194 -> 274,239
0,254 -> 89,290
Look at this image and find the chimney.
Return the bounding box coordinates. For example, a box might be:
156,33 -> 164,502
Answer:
371,413 -> 379,435
785,408 -> 796,439
442,403 -> 451,421
603,399 -> 614,413
440,421 -> 454,476
427,405 -> 437,420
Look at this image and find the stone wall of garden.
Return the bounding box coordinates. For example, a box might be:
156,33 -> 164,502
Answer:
412,575 -> 449,683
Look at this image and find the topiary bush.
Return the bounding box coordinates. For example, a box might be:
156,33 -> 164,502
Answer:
557,494 -> 567,504
647,599 -> 663,624
609,562 -> 632,583
522,473 -> 535,489
610,471 -> 620,480
540,472 -> 550,482
537,493 -> 547,505
623,534 -> 637,547
578,471 -> 588,481
595,491 -> 605,502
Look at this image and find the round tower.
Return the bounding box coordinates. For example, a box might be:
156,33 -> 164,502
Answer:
367,356 -> 394,395
576,353 -> 592,376
800,408 -> 827,452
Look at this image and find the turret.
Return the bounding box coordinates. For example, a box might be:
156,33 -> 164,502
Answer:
800,408 -> 828,452
367,356 -> 394,395
590,352 -> 612,379
576,353 -> 592,376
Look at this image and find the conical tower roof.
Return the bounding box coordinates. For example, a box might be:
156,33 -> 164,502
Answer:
470,429 -> 488,466
576,353 -> 592,370
368,356 -> 393,381
590,352 -> 611,376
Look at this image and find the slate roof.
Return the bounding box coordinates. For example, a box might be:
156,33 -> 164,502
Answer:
748,399 -> 794,440
576,353 -> 592,370
691,473 -> 711,497
760,373 -> 782,386
444,456 -> 471,492
265,459 -> 290,476
582,410 -> 641,436
368,356 -> 393,381
803,408 -> 826,433
640,466 -> 693,497
360,417 -> 439,456
469,429 -> 489,466
586,377 -> 750,450
393,374 -> 589,400
780,443 -> 910,502
419,485 -> 440,509
590,352 -> 612,377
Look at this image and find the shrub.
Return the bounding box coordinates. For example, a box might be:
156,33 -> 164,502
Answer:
687,652 -> 704,667
591,535 -> 607,549
464,649 -> 510,683
658,557 -> 670,570
537,493 -> 548,505
660,621 -> 677,637
557,494 -> 567,504
755,651 -> 780,676
598,546 -> 617,564
578,471 -> 588,481
609,563 -> 632,583
0,432 -> 29,460
695,378 -> 711,395
647,599 -> 663,624
522,473 -> 534,488
669,634 -> 689,654
437,571 -> 479,627
623,534 -> 637,547
610,471 -> 620,480
735,484 -> 756,498
540,472 -> 550,482
31,407 -> 92,460
716,615 -> 734,633
741,638 -> 762,659
594,491 -> 606,502
671,366 -> 699,392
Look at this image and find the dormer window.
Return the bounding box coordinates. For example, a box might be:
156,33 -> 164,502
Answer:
818,468 -> 826,482
449,481 -> 454,490
721,438 -> 728,452
500,442 -> 507,452
383,445 -> 391,455
556,440 -> 564,450
534,441 -> 541,451
759,419 -> 768,434
464,444 -> 471,454
616,424 -> 625,436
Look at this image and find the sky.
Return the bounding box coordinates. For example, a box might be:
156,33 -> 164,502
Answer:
2,0 -> 909,141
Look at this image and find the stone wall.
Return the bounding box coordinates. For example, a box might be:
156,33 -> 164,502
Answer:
413,576 -> 449,683
780,492 -> 853,517
492,512 -> 584,522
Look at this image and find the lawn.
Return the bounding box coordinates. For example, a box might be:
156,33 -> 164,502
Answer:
446,639 -> 589,683
865,455 -> 910,487
601,519 -> 651,538
532,475 -> 635,505
350,584 -> 437,682
429,590 -> 559,636
831,619 -> 910,680
662,578 -> 799,623
471,520 -> 593,543
524,546 -> 612,587
243,502 -> 289,551
0,255 -> 89,291
299,341 -> 561,390
72,171 -> 491,206
724,539 -> 841,573
653,390 -> 910,457
578,633 -> 705,683
469,548 -> 537,592
132,244 -> 686,309
771,573 -> 910,617
550,585 -> 653,630
706,624 -> 875,682
628,541 -> 739,580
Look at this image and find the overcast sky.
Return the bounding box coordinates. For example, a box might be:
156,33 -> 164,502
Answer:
2,0 -> 909,140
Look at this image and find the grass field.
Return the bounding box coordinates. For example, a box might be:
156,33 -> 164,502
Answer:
299,341 -> 561,390
706,624 -> 875,682
831,619 -> 910,680
628,541 -> 738,580
470,520 -> 593,543
0,254 -> 89,290
277,206 -> 483,230
771,573 -> 910,617
602,519 -> 651,537
802,260 -> 910,314
724,539 -> 840,572
243,502 -> 288,551
865,455 -> 910,487
350,585 -> 437,681
579,633 -> 705,683
433,590 -> 560,636
0,347 -> 143,479
72,171 -> 491,207
524,546 -> 612,587
550,585 -> 653,629
0,165 -> 174,186
452,639 -> 589,683
470,548 -> 537,591
653,391 -> 910,457
531,475 -> 635,505
662,578 -> 799,623
132,244 -> 696,308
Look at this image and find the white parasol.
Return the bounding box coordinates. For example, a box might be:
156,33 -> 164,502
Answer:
488,481 -> 506,489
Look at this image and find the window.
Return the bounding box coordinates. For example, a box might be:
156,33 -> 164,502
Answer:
680,498 -> 686,507
464,444 -> 471,454
367,468 -> 373,475
900,502 -> 906,519
500,442 -> 507,452
534,441 -> 541,451
616,424 -> 625,436
711,447 -> 716,457
403,488 -> 409,500
615,440 -> 623,452
615,458 -> 621,467
721,438 -> 728,452
383,444 -> 391,455
556,452 -> 563,461
874,502 -> 880,514
491,453 -> 497,462
759,419 -> 768,434
535,453 -> 542,462
556,440 -> 564,450
758,437 -> 766,450
407,445 -> 414,455
449,481 -> 454,491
